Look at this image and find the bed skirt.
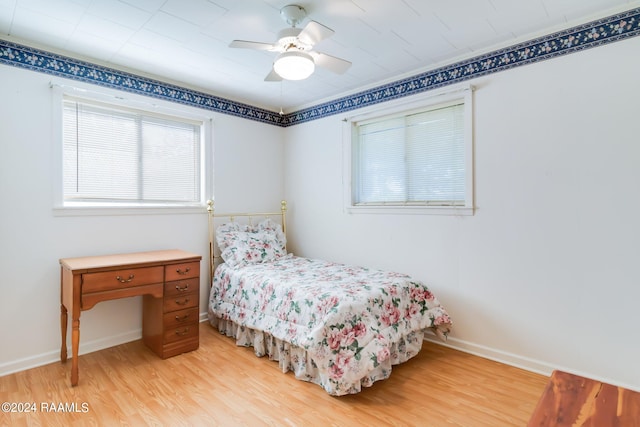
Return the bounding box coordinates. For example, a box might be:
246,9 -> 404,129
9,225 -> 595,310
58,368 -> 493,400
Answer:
207,314 -> 426,395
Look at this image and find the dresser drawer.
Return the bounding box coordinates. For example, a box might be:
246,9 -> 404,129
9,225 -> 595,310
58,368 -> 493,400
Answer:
164,278 -> 199,298
82,266 -> 164,293
160,337 -> 199,359
165,262 -> 199,281
164,322 -> 198,344
164,292 -> 198,312
163,307 -> 199,329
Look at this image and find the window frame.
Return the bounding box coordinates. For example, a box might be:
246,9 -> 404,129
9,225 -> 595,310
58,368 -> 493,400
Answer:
342,85 -> 474,216
51,82 -> 214,216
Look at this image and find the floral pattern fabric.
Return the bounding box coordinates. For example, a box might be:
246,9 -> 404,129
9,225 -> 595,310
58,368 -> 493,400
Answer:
219,231 -> 287,267
216,220 -> 287,267
208,255 -> 452,395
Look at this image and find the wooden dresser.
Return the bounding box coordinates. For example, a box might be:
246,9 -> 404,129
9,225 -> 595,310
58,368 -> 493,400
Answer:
142,259 -> 200,358
60,249 -> 202,386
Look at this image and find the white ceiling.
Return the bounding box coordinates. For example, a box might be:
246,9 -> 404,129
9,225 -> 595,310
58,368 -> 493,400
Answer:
1,0 -> 638,112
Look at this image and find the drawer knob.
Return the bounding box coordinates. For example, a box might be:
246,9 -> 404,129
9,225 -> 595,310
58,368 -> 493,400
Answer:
115,274 -> 134,283
176,328 -> 190,336
175,314 -> 190,321
175,298 -> 190,305
175,283 -> 189,292
176,267 -> 191,275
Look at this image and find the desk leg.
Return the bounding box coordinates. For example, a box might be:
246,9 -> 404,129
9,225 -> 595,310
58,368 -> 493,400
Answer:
71,316 -> 80,386
60,304 -> 67,362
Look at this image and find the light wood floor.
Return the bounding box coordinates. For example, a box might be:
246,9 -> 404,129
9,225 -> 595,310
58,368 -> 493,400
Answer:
2,324 -> 548,426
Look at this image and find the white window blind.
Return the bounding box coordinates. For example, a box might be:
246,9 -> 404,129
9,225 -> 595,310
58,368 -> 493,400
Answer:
353,102 -> 465,206
62,98 -> 202,206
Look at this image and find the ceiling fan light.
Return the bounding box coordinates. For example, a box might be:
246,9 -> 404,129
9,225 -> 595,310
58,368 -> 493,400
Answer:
274,51 -> 315,80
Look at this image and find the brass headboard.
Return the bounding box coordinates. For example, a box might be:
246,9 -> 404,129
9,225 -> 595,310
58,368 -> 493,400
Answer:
206,200 -> 287,285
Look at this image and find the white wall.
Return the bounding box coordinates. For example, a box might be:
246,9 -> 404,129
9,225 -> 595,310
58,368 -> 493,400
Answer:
0,65 -> 284,375
283,36 -> 640,390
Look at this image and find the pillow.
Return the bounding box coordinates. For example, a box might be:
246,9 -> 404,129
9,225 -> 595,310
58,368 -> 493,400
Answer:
255,218 -> 286,251
220,231 -> 287,267
216,222 -> 253,254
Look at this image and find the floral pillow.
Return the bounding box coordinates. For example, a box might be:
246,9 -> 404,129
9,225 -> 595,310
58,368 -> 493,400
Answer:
220,230 -> 287,267
255,218 -> 286,251
216,222 -> 253,254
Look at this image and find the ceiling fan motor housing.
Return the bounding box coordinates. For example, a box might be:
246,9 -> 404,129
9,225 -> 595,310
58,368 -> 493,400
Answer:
277,27 -> 310,50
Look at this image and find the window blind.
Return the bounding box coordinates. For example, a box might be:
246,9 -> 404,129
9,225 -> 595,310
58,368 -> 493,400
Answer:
62,98 -> 202,205
354,102 -> 465,206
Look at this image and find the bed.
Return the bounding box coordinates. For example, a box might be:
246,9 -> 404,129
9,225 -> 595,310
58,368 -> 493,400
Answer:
206,200 -> 452,396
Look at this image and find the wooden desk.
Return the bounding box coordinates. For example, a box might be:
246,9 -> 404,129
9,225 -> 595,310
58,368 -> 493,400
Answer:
60,249 -> 202,386
528,370 -> 640,426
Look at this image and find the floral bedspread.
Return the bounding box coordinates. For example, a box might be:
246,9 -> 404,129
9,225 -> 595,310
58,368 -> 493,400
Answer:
209,255 -> 452,395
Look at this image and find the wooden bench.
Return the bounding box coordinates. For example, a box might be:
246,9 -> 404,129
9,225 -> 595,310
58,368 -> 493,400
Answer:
528,370 -> 640,426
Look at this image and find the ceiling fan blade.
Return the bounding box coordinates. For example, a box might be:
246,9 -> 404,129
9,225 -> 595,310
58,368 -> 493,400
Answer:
310,52 -> 351,74
298,21 -> 334,46
230,40 -> 277,51
264,68 -> 283,82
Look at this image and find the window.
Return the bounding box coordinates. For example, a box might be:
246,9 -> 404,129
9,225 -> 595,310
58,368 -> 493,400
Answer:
53,85 -> 212,214
344,86 -> 474,215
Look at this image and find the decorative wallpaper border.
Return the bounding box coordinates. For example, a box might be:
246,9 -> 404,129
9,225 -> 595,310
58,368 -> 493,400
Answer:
1,7 -> 639,127
284,6 -> 640,126
0,40 -> 284,126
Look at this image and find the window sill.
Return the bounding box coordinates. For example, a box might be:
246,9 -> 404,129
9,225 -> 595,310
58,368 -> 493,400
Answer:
53,205 -> 206,217
345,205 -> 475,216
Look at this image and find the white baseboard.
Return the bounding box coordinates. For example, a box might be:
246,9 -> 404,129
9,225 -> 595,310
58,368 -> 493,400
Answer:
0,313 -> 211,378
424,335 -> 554,377
0,329 -> 142,377
424,335 -> 640,392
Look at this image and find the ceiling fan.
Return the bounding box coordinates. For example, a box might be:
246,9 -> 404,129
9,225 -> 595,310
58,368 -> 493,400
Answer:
229,4 -> 351,81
